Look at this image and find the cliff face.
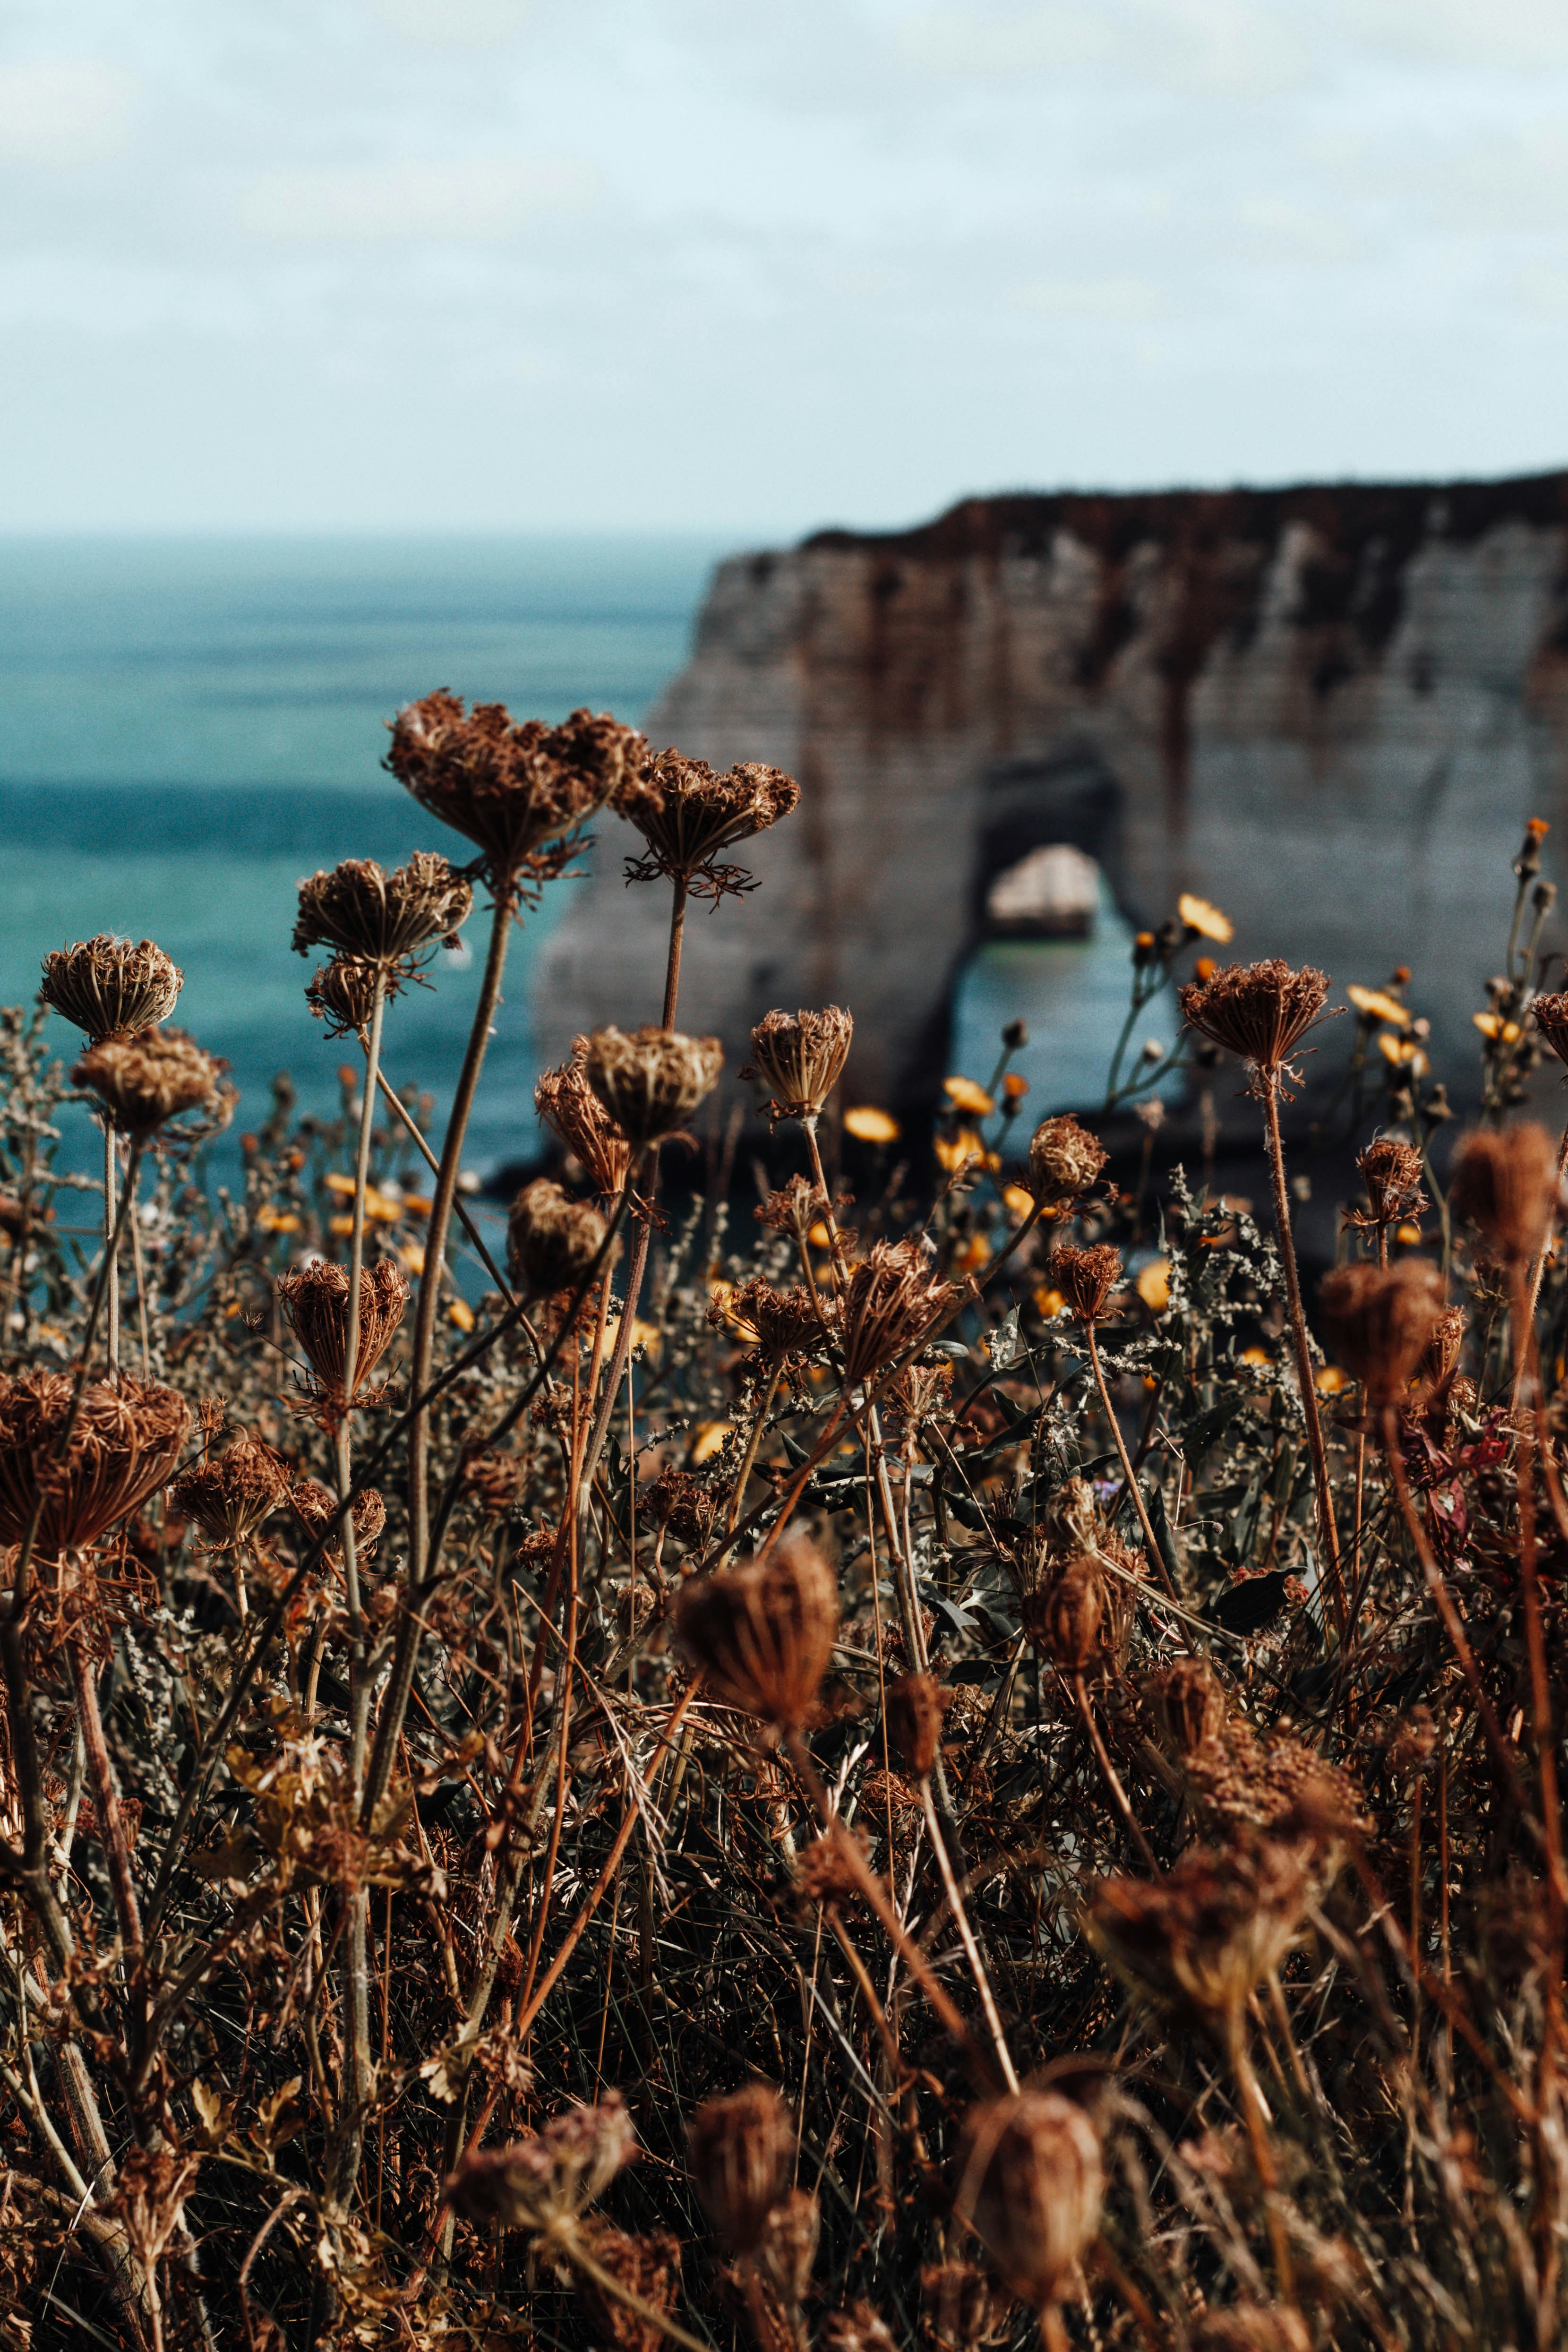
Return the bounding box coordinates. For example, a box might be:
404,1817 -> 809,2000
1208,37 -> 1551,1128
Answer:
533,474 -> 1568,1111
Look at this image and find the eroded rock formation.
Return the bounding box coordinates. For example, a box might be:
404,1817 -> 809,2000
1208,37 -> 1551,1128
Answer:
533,475 -> 1568,1113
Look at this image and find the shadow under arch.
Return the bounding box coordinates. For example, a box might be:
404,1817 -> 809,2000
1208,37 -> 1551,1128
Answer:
969,738 -> 1133,935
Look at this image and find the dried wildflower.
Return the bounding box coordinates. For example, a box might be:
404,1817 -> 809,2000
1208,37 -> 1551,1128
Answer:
446,2095 -> 636,2233
291,852 -> 471,969
306,955 -> 391,1039
1533,989 -> 1568,1066
710,1278 -> 823,1364
1144,1659 -> 1227,1758
583,1026 -> 723,1151
1050,1242 -> 1122,1325
794,1821 -> 872,1907
1023,1559 -> 1104,1671
884,1672 -> 951,1777
388,694 -> 647,880
1352,1136 -> 1428,1230
687,2082 -> 794,2256
820,2303 -> 897,2352
73,1027 -> 229,1135
754,1174 -> 829,1241
742,1006 -> 854,1124
1088,1831 -> 1310,2031
1317,1260 -> 1447,1406
571,2225 -> 682,2352
1449,1123 -> 1559,1267
644,1468 -> 725,1550
536,1041 -> 634,1198
1414,1303 -> 1467,1400
919,2261 -> 1008,2352
619,748 -> 799,897
1026,1113 -> 1108,1210
953,2089 -> 1104,2315
275,1257 -> 409,1410
674,1542 -> 839,1724
1179,958 -> 1332,1087
290,1477 -> 388,1564
0,1370 -> 190,1557
840,1240 -> 963,1387
40,934 -> 183,1042
754,2188 -> 820,2311
171,1433 -> 290,1551
506,1179 -> 607,1297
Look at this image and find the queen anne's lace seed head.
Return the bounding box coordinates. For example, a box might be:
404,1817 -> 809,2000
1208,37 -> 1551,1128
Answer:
686,2082 -> 794,2256
290,1477 -> 387,1564
291,852 -> 471,969
582,1027 -> 723,1152
953,2089 -> 1103,2316
1088,1830 -> 1311,2032
0,1370 -> 190,1559
1026,1113 -> 1107,1211
446,2095 -> 636,2233
40,935 -> 183,1043
674,1542 -> 838,1725
1448,1123 -> 1559,1269
387,694 -> 647,881
618,750 -> 798,897
275,1258 -> 409,1412
535,1041 -> 633,1199
171,1432 -> 290,1551
840,1241 -> 962,1387
1318,1260 -> 1447,1406
73,1028 -> 230,1136
506,1179 -> 606,1297
742,1006 -> 853,1124
1179,958 -> 1332,1088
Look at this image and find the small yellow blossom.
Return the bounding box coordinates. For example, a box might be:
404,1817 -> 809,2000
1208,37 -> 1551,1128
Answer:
943,1074 -> 996,1116
1395,1221 -> 1422,1246
1348,985 -> 1410,1028
1003,1184 -> 1036,1219
689,1420 -> 732,1465
934,1128 -> 985,1176
1134,1258 -> 1170,1313
1378,1032 -> 1429,1075
447,1298 -> 475,1333
255,1208 -> 302,1234
1034,1285 -> 1067,1319
1241,1345 -> 1271,1366
1473,1012 -> 1522,1044
1178,893 -> 1234,943
844,1106 -> 900,1144
1316,1365 -> 1348,1394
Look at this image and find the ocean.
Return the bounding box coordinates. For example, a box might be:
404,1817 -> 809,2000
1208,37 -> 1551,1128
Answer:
0,535 -> 729,1183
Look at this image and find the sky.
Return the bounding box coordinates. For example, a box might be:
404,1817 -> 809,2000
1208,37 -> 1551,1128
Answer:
4,0 -> 1568,539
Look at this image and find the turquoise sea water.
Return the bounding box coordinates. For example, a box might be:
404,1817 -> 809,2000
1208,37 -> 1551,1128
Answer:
0,536 -> 727,1179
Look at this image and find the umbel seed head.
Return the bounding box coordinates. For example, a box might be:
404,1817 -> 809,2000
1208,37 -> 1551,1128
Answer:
171,1432 -> 290,1552
1088,1829 -> 1310,2032
535,1040 -> 633,1199
686,2081 -> 794,2256
742,1006 -> 854,1124
1024,1559 -> 1104,1672
387,694 -> 647,879
1449,1123 -> 1559,1268
73,1028 -> 230,1136
290,1478 -> 388,1564
507,1179 -> 606,1297
919,2260 -> 1006,2352
1026,1113 -> 1108,1210
1317,1260 -> 1447,1406
1179,958 -> 1331,1083
618,748 -> 799,892
582,1026 -> 723,1151
446,2095 -> 636,2234
306,956 -> 385,1039
1050,1242 -> 1122,1326
1144,1658 -> 1228,1758
840,1240 -> 963,1387
673,1541 -> 839,1725
291,852 -> 471,969
0,1371 -> 190,1558
953,2089 -> 1104,2315
1532,989 -> 1568,1067
1355,1136 -> 1428,1229
40,935 -> 183,1043
884,1672 -> 951,1777
275,1258 -> 409,1410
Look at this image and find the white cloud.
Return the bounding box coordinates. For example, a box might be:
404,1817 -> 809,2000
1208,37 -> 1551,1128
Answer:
898,0 -> 1308,97
1010,273 -> 1172,320
1340,0 -> 1568,70
360,0 -> 533,46
0,58 -> 140,167
236,155 -> 599,241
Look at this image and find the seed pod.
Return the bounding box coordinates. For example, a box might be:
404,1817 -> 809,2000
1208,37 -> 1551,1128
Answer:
388,695 -> 648,878
1533,989 -> 1568,1067
686,2082 -> 793,2256
1355,1136 -> 1427,1228
1023,1560 -> 1103,1671
840,1240 -> 962,1386
1317,1260 -> 1447,1406
617,748 -> 799,888
1143,1658 -> 1227,1758
742,1006 -> 854,1123
73,1028 -> 230,1135
754,2188 -> 820,2311
0,1371 -> 190,1558
673,1542 -> 839,1725
171,1433 -> 291,1551
306,956 -> 386,1039
918,2260 -> 1007,2352
1050,1243 -> 1122,1326
289,1478 -> 388,1564
710,1278 -> 822,1364
1179,958 -> 1331,1080
536,1040 -> 633,1199
291,851 -> 471,967
446,2094 -> 636,2233
1448,1123 -> 1559,1268
1088,1831 -> 1310,2033
569,2225 -> 682,2352
953,2089 -> 1103,2315
884,1672 -> 951,1777
41,935 -> 183,1043
1414,1302 -> 1466,1400
506,1179 -> 606,1297
275,1258 -> 409,1410
582,1026 -> 724,1151
1026,1113 -> 1107,1211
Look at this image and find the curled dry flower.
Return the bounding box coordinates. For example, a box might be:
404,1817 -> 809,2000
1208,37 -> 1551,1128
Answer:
446,2094 -> 636,2234
673,1541 -> 839,1725
570,2224 -> 683,2352
618,748 -> 799,897
1449,1123 -> 1559,1268
1318,1260 -> 1447,1406
643,1468 -> 724,1550
290,1477 -> 388,1564
1026,1113 -> 1108,1211
0,1370 -> 190,1557
754,1174 -> 829,1242
1533,989 -> 1568,1066
291,851 -> 472,969
840,1240 -> 963,1388
754,2187 -> 821,2312
536,1041 -> 633,1199
1414,1303 -> 1467,1400
953,2089 -> 1104,2316
171,1432 -> 291,1551
686,2081 -> 794,2257
919,2260 -> 1009,2352
275,1257 -> 409,1412
73,1028 -> 230,1136
1023,1559 -> 1105,1672
1179,958 -> 1333,1090
387,694 -> 647,882
710,1278 -> 822,1364
742,1006 -> 853,1124
1352,1136 -> 1428,1232
1088,1830 -> 1311,2032
1049,1243 -> 1122,1326
306,956 -> 389,1039
582,1026 -> 723,1151
884,1671 -> 951,1777
507,1179 -> 607,1298
1144,1658 -> 1228,1759
40,935 -> 183,1042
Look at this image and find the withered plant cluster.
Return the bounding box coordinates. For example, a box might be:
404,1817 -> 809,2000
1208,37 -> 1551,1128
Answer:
4,717 -> 1568,2352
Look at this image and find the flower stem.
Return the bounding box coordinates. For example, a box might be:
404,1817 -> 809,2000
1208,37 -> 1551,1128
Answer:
1260,1078 -> 1344,1624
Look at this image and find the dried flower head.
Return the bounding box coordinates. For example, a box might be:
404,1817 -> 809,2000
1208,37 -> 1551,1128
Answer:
0,1370 -> 190,1557
1050,1243 -> 1122,1325
388,695 -> 647,879
1026,1114 -> 1108,1210
291,852 -> 471,969
673,1541 -> 839,1725
171,1433 -> 290,1551
536,1041 -> 633,1199
1023,1559 -> 1104,1672
820,2303 -> 898,2352
1144,1658 -> 1228,1758
446,2095 -> 636,2234
754,1174 -> 829,1241
687,2082 -> 794,2256
840,1240 -> 963,1387
73,1028 -> 229,1136
1088,1831 -> 1310,2031
643,1468 -> 724,1550
953,2089 -> 1104,2315
40,935 -> 184,1043
710,1277 -> 823,1364
1179,958 -> 1333,1087
618,748 -> 799,896
1414,1303 -> 1467,1400
919,2260 -> 1008,2352
275,1257 -> 409,1411
582,1026 -> 723,1152
290,1478 -> 388,1564
570,2225 -> 682,2352
884,1673 -> 951,1777
306,956 -> 390,1039
1449,1123 -> 1559,1267
1353,1136 -> 1428,1230
1533,989 -> 1568,1067
507,1179 -> 607,1297
754,2188 -> 820,2312
1317,1260 -> 1447,1406
742,1006 -> 854,1124
794,1821 -> 872,1908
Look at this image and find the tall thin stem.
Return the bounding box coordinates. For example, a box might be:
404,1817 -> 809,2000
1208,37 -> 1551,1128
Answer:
917,1780 -> 1019,2091
103,1116 -> 118,1376
1260,1080 -> 1344,1621
1084,1323 -> 1178,1602
1511,1117 -> 1568,1416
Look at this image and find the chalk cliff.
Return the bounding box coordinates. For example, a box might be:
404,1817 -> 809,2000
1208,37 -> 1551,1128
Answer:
532,475 -> 1568,1114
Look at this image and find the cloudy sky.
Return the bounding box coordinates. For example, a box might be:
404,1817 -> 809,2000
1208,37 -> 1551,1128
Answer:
5,0 -> 1568,537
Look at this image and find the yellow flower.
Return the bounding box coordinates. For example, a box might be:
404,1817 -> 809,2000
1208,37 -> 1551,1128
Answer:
1003,1183 -> 1036,1219
447,1298 -> 475,1333
1316,1365 -> 1347,1394
1395,1221 -> 1422,1246
255,1207 -> 302,1234
943,1074 -> 995,1116
603,1312 -> 662,1359
1178,893 -> 1234,943
324,1171 -> 356,1196
934,1127 -> 985,1175
844,1105 -> 900,1145
1033,1284 -> 1067,1319
1134,1258 -> 1170,1313
689,1420 -> 733,1465
1473,1012 -> 1522,1044
1378,1032 -> 1428,1075
1241,1345 -> 1271,1366
1348,985 -> 1410,1028
955,1233 -> 992,1270
398,1242 -> 427,1277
